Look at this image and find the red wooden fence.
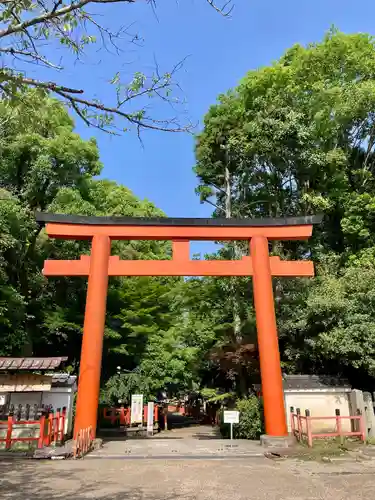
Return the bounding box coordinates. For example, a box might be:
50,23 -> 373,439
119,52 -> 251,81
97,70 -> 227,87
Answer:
73,426 -> 93,459
0,408 -> 66,450
290,407 -> 366,447
102,405 -> 158,427
44,408 -> 66,446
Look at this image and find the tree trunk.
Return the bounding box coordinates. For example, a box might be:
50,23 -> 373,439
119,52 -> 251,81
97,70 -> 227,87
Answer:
224,163 -> 247,397
19,265 -> 34,356
224,164 -> 242,340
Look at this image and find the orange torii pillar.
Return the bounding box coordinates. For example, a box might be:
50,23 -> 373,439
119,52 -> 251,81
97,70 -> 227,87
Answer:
36,212 -> 321,442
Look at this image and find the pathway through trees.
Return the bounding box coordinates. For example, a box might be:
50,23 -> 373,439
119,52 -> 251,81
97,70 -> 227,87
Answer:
92,424 -> 262,459
94,408 -> 265,458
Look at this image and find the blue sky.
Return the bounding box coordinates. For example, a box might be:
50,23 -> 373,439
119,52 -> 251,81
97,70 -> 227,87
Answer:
30,0 -> 375,255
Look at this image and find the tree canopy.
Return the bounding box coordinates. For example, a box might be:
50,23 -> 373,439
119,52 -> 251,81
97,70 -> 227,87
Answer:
3,29 -> 375,406
0,90 -> 232,403
195,29 -> 375,389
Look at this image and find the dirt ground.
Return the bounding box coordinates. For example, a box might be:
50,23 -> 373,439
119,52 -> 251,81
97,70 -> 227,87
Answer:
2,454 -> 375,500
2,424 -> 375,500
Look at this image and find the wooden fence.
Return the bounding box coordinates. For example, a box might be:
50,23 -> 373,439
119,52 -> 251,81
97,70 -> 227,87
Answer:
290,407 -> 366,447
0,408 -> 66,450
102,405 -> 158,427
72,426 -> 93,459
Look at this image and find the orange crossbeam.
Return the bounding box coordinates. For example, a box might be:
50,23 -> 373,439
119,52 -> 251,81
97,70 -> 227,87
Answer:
43,255 -> 314,277
38,213 -> 321,440
44,223 -> 313,241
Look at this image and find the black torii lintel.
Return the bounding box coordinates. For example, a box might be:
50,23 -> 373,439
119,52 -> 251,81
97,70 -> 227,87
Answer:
35,212 -> 323,227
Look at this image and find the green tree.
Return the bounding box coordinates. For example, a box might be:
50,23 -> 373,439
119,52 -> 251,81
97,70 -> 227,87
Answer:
0,90 -> 171,369
0,89 -> 101,355
0,191 -> 30,354
41,179 -> 173,373
196,30 -> 375,253
170,274 -> 258,397
195,30 -> 375,385
277,260 -> 375,386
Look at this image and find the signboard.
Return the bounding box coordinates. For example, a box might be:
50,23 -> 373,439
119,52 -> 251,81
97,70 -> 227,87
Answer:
0,394 -> 6,405
223,410 -> 239,424
147,402 -> 154,434
224,410 -> 239,442
131,394 -> 143,424
0,374 -> 52,392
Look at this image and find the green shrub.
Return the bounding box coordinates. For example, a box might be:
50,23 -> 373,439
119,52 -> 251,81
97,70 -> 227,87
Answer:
219,395 -> 264,440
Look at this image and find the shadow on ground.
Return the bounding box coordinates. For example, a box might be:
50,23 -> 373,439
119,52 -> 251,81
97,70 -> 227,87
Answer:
0,458 -> 197,500
2,452 -> 375,500
166,413 -> 201,429
191,433 -> 222,440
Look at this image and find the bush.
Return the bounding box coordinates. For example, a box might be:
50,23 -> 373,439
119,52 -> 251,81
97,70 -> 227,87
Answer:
219,395 -> 264,440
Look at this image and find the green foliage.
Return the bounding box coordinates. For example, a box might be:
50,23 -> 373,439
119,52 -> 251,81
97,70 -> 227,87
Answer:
0,91 -> 173,367
200,388 -> 234,403
196,30 -> 375,241
0,90 -> 101,356
0,90 -> 221,403
220,396 -> 264,440
100,371 -> 152,406
195,29 -> 375,389
7,30 -> 375,411
139,327 -> 200,396
279,265 -> 375,378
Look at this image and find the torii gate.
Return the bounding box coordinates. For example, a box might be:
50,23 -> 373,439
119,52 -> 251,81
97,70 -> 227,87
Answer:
36,212 -> 321,442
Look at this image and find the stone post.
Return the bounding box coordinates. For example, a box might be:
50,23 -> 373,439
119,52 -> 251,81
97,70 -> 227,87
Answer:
350,389 -> 366,437
363,392 -> 375,438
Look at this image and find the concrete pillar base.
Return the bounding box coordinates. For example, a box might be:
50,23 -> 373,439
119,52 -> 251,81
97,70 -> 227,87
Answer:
260,434 -> 296,448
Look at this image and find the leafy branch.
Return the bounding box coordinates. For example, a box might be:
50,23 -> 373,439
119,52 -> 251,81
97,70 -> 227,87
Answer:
0,0 -> 234,133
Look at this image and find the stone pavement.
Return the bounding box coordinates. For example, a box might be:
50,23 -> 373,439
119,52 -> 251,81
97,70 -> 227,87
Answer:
2,453 -> 375,500
93,425 -> 263,458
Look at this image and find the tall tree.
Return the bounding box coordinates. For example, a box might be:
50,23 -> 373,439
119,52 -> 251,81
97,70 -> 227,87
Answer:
0,89 -> 101,354
196,30 -> 375,254
195,29 -> 375,386
0,90 -> 170,364
2,88 -> 259,402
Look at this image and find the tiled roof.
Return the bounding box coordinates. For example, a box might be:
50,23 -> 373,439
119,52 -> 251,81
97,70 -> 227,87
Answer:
51,374 -> 77,387
254,375 -> 351,392
0,357 -> 68,371
283,375 -> 351,390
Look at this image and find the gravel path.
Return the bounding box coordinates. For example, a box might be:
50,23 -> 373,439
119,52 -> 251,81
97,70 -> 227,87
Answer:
2,455 -> 375,500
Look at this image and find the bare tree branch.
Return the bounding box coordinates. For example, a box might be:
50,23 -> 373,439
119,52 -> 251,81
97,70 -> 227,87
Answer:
206,0 -> 234,16
0,47 -> 62,69
51,0 -> 64,14
0,0 -> 133,39
0,0 -> 233,134
56,89 -> 191,132
0,0 -> 232,39
0,72 -> 191,132
1,74 -> 84,94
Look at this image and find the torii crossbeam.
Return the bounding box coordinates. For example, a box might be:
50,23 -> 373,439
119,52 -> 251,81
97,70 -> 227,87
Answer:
36,213 -> 321,442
